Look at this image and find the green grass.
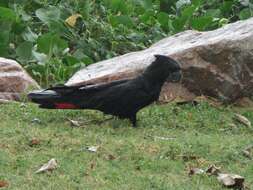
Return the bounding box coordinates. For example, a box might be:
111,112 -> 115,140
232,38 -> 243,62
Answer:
0,102 -> 253,189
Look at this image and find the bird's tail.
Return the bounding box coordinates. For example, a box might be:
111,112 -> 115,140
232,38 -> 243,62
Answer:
28,85 -> 80,109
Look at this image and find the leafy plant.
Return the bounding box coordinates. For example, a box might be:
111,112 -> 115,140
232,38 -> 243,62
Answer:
0,0 -> 252,86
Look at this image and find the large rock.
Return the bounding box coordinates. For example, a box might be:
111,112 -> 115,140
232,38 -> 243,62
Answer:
0,58 -> 39,101
67,18 -> 253,103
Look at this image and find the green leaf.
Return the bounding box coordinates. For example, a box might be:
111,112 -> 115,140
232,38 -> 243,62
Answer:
0,46 -> 8,57
35,6 -> 61,24
0,7 -> 16,21
63,56 -> 80,66
72,49 -> 93,65
72,49 -> 86,60
219,18 -> 229,27
37,33 -> 68,56
181,5 -> 196,18
139,0 -> 153,10
172,17 -> 187,32
19,9 -> 32,21
109,0 -> 128,14
0,25 -> 11,45
239,8 -> 251,20
0,0 -> 8,7
205,9 -> 221,17
157,12 -> 169,29
12,22 -> 26,34
191,0 -> 204,6
109,15 -> 134,27
22,27 -> 38,42
16,41 -> 33,61
139,10 -> 155,25
32,51 -> 48,64
82,55 -> 93,65
172,5 -> 196,32
0,22 -> 12,56
191,16 -> 213,31
48,21 -> 66,33
220,1 -> 233,17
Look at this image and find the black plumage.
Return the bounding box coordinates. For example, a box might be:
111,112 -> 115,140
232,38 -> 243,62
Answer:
28,55 -> 181,127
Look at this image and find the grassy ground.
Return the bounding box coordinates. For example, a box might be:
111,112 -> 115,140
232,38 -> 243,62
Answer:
0,102 -> 253,190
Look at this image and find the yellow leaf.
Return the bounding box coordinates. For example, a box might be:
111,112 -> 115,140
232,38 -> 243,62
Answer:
65,14 -> 82,27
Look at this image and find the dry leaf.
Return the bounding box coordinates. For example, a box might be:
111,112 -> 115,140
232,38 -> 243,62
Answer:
87,146 -> 99,152
154,136 -> 176,141
35,158 -> 57,174
181,155 -> 198,162
233,114 -> 251,127
135,165 -> 141,170
217,173 -> 244,188
65,14 -> 82,27
242,144 -> 253,159
175,95 -> 221,107
242,150 -> 251,158
228,123 -> 237,128
206,165 -> 221,176
0,180 -> 8,188
244,144 -> 253,151
107,154 -> 116,160
31,118 -> 41,124
188,167 -> 205,175
90,162 -> 96,170
20,103 -> 27,108
29,138 -> 40,147
68,119 -> 81,127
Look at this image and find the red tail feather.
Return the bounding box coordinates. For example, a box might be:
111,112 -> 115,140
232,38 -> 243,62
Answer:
54,103 -> 78,109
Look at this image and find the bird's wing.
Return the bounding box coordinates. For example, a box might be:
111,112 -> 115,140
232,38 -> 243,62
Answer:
47,79 -> 130,95
77,79 -> 130,93
28,78 -> 131,109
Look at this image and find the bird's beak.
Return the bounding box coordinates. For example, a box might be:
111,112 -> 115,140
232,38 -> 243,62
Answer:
167,70 -> 182,82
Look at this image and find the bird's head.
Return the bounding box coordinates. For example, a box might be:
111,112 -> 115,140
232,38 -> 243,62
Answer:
143,54 -> 182,84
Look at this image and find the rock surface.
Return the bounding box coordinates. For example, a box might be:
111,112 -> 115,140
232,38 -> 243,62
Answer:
67,18 -> 253,103
0,58 -> 39,101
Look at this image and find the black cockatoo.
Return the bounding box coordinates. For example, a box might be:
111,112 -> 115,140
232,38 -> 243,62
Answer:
28,55 -> 181,127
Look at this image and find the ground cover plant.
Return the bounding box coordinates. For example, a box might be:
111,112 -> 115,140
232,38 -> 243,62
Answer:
0,102 -> 253,189
0,0 -> 253,85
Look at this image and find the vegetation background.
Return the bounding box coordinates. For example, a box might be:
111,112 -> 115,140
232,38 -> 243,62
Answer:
1,0 -> 253,86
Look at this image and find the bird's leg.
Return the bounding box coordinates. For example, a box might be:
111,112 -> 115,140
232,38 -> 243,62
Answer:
130,114 -> 137,127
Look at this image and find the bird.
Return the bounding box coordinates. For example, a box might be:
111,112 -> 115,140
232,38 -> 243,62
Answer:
28,55 -> 181,127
